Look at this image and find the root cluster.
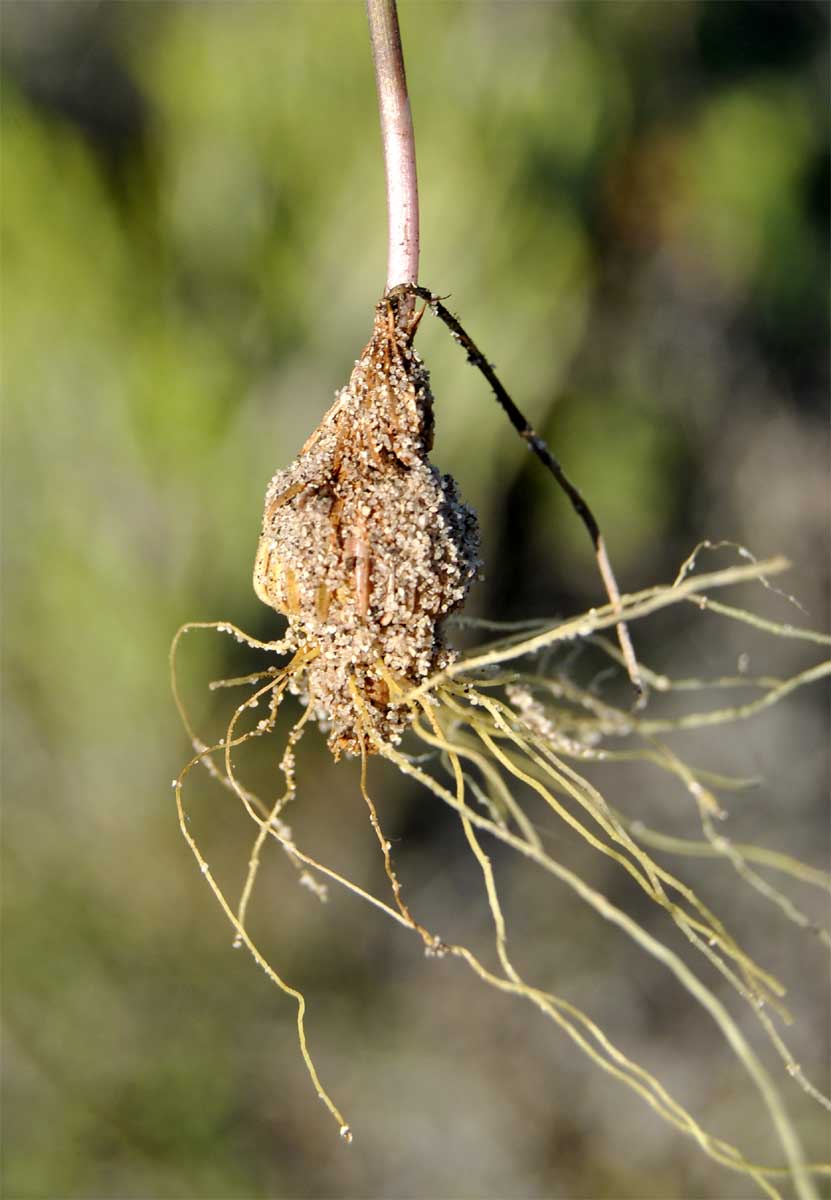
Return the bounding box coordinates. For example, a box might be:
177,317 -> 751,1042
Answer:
172,280 -> 830,1195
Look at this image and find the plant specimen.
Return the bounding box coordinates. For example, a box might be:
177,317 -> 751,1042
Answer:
172,4 -> 830,1194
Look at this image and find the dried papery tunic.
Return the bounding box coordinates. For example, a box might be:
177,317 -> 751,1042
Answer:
254,294 -> 481,757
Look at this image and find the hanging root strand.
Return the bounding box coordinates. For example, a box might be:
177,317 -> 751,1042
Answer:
387,282 -> 644,703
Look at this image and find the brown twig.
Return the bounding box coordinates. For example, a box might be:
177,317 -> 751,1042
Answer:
389,284 -> 646,704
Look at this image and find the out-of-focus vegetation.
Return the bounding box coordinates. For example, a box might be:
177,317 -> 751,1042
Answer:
2,3 -> 828,1198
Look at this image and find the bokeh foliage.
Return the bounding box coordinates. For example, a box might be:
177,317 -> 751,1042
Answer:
2,3 -> 828,1197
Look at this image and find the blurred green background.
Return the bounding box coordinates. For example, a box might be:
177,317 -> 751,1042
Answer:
2,2 -> 829,1197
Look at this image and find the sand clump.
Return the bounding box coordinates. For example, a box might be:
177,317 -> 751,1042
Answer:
253,295 -> 480,756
